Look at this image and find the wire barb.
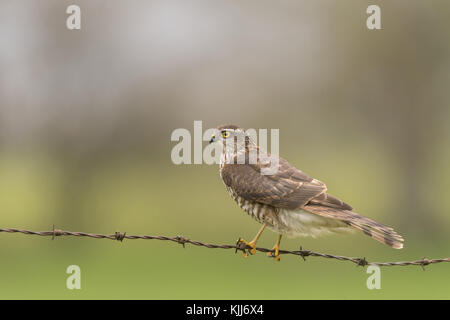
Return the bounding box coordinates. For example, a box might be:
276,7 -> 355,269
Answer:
114,231 -> 126,242
52,224 -> 63,240
420,257 -> 430,271
175,235 -> 188,248
355,257 -> 369,267
298,246 -> 311,261
0,226 -> 449,268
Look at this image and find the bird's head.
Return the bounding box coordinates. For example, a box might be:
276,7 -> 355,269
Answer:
209,124 -> 249,147
209,124 -> 266,166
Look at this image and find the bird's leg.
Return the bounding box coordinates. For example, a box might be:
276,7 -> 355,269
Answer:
238,224 -> 266,257
267,234 -> 282,261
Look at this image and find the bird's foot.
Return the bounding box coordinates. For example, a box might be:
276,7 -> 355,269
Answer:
237,238 -> 257,257
267,244 -> 281,261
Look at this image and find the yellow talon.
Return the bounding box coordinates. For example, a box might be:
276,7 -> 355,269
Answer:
267,234 -> 282,261
267,249 -> 281,261
237,224 -> 266,258
238,239 -> 257,256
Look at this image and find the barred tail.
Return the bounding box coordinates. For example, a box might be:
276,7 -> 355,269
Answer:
344,219 -> 404,249
303,204 -> 404,249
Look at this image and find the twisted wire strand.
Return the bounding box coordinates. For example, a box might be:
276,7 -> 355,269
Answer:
0,227 -> 448,269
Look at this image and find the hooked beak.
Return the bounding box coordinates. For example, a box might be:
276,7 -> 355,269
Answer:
209,135 -> 215,144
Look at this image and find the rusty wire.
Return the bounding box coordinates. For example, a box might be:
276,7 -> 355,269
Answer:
0,226 -> 449,269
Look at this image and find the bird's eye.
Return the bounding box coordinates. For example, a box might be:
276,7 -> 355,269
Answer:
221,131 -> 230,138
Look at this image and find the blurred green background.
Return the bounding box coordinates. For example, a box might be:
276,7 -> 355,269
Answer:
0,0 -> 449,299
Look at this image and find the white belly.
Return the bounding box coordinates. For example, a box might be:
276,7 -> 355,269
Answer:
271,208 -> 352,238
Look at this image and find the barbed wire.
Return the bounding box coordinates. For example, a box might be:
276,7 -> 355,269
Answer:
0,226 -> 449,269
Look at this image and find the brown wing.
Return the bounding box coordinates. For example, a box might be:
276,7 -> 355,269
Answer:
308,192 -> 353,210
221,157 -> 327,210
220,152 -> 404,249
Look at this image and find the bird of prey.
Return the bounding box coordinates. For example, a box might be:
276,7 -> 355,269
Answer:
209,124 -> 404,261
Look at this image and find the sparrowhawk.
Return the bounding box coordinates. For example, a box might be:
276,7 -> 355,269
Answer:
209,124 -> 404,261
